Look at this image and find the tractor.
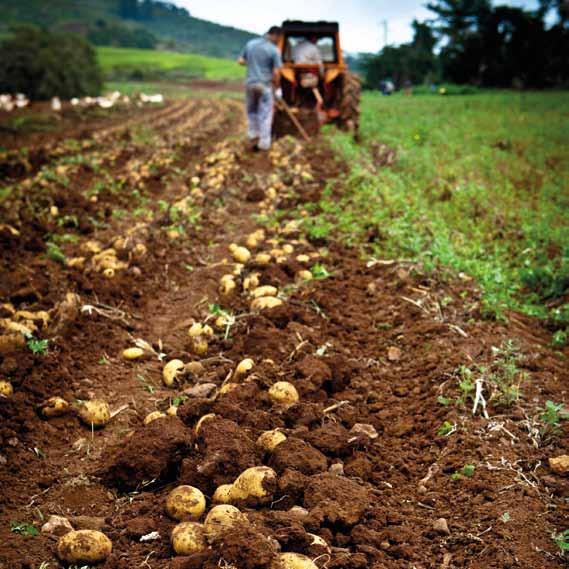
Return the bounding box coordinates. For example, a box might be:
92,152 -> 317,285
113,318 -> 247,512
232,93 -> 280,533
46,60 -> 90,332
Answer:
273,20 -> 361,139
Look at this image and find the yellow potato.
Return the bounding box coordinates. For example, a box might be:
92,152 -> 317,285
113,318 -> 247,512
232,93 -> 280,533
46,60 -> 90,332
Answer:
192,337 -> 209,356
243,273 -> 260,291
256,430 -> 287,453
271,553 -> 318,569
166,485 -> 206,521
203,505 -> 246,542
166,405 -> 178,417
255,253 -> 272,266
296,270 -> 313,282
276,256 -> 288,265
171,522 -> 207,555
144,411 -> 166,425
246,235 -> 259,249
234,358 -> 254,377
188,323 -> 204,337
268,382 -> 299,406
233,263 -> 244,276
219,278 -> 236,295
78,400 -> 111,428
228,243 -> 238,253
214,315 -> 229,329
228,466 -> 277,504
232,246 -> 251,264
186,361 -> 204,376
296,254 -> 310,264
201,325 -> 214,338
122,347 -> 144,361
56,530 -> 112,564
219,383 -> 238,395
0,380 -> 13,397
212,484 -> 233,504
251,297 -> 283,311
195,413 -> 216,435
40,396 -> 69,418
251,285 -> 278,298
163,359 -> 185,387
103,268 -> 115,278
270,248 -> 284,258
283,244 -> 294,254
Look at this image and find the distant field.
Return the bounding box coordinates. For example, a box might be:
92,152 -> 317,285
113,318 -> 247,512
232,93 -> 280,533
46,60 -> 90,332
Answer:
308,92 -> 569,338
97,46 -> 245,82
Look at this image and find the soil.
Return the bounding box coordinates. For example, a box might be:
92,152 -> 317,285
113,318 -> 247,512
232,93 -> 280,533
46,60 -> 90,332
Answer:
0,91 -> 568,569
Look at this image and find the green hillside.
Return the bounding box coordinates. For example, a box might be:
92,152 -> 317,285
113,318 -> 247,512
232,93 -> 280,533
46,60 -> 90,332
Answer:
98,46 -> 245,81
0,0 -> 256,58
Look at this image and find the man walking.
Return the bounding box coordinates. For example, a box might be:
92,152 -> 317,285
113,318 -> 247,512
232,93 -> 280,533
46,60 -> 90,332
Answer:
238,26 -> 283,151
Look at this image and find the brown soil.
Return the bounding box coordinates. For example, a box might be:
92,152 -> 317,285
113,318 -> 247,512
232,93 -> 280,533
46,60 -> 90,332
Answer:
0,93 -> 567,569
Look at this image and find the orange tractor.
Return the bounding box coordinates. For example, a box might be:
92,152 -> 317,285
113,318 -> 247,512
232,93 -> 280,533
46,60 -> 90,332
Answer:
273,20 -> 361,139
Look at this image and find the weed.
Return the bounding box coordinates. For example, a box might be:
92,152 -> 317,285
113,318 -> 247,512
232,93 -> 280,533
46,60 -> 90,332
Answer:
136,374 -> 155,394
553,529 -> 569,554
172,395 -> 188,407
10,521 -> 39,536
56,214 -> 79,228
46,242 -> 66,264
311,263 -> 331,280
98,355 -> 110,365
457,365 -> 476,405
539,400 -> 569,435
437,395 -> 451,406
51,233 -> 79,244
487,340 -> 526,406
184,263 -> 194,272
26,335 -> 49,355
451,464 -> 476,481
112,208 -> 127,220
437,421 -> 455,436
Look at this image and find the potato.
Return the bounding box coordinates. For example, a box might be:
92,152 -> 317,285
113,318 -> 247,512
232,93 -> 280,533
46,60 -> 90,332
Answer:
246,235 -> 259,249
40,396 -> 69,418
188,323 -> 204,337
243,273 -> 260,291
251,297 -> 283,311
283,244 -> 294,254
228,466 -> 277,504
296,270 -> 313,282
144,410 -> 166,425
214,315 -> 229,329
122,347 -> 144,361
232,246 -> 251,264
166,405 -> 178,417
103,268 -> 115,278
195,413 -> 216,435
252,285 -> 278,298
234,358 -> 254,378
219,277 -> 236,295
166,485 -> 206,521
163,359 -> 185,387
271,553 -> 318,569
186,361 -> 204,376
192,337 -> 209,356
203,505 -> 246,542
256,430 -> 287,453
56,529 -> 112,564
79,400 -> 111,428
219,383 -> 239,396
233,263 -> 244,276
296,254 -> 310,264
255,253 -> 272,266
212,483 -> 234,504
0,380 -> 13,397
276,256 -> 288,265
268,382 -> 299,406
171,522 -> 206,555
201,325 -> 214,338
270,248 -> 284,258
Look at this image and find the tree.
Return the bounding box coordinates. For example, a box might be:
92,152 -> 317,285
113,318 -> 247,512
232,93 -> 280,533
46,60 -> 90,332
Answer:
0,25 -> 102,100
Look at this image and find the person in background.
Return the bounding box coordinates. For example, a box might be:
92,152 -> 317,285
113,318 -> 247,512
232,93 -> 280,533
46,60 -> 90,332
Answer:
238,26 -> 283,151
293,34 -> 324,75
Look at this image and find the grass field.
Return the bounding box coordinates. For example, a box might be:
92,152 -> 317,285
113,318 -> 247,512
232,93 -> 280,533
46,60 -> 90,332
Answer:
97,46 -> 245,82
307,92 -> 569,339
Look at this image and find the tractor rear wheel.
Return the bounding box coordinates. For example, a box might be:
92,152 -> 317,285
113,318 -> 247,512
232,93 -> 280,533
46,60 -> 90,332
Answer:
338,72 -> 361,136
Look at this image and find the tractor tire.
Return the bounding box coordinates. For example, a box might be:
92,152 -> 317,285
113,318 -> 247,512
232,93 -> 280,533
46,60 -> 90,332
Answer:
338,72 -> 361,136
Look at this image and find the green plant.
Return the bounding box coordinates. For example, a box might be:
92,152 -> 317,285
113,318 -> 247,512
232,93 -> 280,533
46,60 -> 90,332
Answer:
553,529 -> 569,553
457,365 -> 475,404
310,263 -> 331,280
437,421 -> 455,436
136,374 -> 155,394
451,463 -> 475,481
437,395 -> 451,406
26,334 -> 49,355
10,521 -> 39,536
540,400 -> 569,434
46,242 -> 66,264
487,340 -> 526,406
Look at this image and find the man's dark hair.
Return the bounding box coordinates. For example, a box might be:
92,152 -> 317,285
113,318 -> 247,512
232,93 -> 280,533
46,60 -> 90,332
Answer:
267,26 -> 282,36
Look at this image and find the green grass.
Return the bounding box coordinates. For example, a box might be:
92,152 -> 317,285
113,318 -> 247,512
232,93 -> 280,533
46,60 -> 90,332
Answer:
104,81 -> 241,100
310,92 -> 569,333
97,46 -> 244,82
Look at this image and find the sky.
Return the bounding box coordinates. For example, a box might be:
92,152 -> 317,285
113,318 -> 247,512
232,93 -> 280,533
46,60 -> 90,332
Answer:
175,0 -> 538,53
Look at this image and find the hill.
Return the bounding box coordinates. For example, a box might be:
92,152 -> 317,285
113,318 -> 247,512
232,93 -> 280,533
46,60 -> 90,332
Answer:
97,46 -> 245,81
0,0 -> 256,59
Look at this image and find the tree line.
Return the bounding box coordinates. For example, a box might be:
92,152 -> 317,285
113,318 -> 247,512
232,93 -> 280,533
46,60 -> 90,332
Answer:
362,0 -> 569,88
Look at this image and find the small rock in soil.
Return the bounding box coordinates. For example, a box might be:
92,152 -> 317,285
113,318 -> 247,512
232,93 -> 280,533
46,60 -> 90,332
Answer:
432,517 -> 451,535
41,515 -> 73,537
549,455 -> 569,475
